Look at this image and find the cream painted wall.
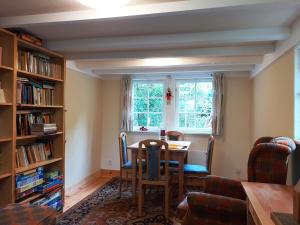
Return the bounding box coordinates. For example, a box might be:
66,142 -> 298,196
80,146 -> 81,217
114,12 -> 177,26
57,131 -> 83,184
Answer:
65,69 -> 102,189
252,49 -> 298,184
100,75 -> 252,179
252,50 -> 295,140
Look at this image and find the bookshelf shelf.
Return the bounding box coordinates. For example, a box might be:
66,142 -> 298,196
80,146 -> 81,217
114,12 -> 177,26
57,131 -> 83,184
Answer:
15,158 -> 63,174
16,132 -> 63,141
0,137 -> 12,143
17,70 -> 63,83
0,28 -> 65,207
18,39 -> 63,58
0,103 -> 12,107
0,65 -> 14,71
0,173 -> 11,180
17,104 -> 64,109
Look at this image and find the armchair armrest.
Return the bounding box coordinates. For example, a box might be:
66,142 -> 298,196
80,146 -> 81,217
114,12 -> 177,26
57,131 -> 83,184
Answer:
182,192 -> 246,225
204,175 -> 246,200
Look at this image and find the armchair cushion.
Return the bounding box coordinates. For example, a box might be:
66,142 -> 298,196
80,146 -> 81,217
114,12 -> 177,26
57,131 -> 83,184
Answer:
204,175 -> 246,200
182,192 -> 247,225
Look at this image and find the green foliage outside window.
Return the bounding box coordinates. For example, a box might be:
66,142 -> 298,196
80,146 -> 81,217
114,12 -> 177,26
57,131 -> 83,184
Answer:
132,82 -> 164,129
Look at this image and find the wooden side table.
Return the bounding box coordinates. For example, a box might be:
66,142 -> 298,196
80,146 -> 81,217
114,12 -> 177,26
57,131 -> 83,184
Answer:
242,182 -> 293,225
0,204 -> 57,225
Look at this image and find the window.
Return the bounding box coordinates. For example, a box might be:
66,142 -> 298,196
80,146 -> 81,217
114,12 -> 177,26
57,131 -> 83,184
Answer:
132,81 -> 165,131
176,80 -> 213,133
130,77 -> 213,134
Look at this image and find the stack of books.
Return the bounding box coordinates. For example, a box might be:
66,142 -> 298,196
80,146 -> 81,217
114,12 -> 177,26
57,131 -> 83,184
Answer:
16,167 -> 44,200
32,189 -> 63,211
37,170 -> 63,194
17,111 -> 52,136
18,49 -> 62,78
17,78 -> 55,105
16,141 -> 53,168
31,123 -> 57,135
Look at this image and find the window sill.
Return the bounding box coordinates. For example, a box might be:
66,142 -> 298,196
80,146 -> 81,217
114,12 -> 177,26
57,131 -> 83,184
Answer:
128,130 -> 212,136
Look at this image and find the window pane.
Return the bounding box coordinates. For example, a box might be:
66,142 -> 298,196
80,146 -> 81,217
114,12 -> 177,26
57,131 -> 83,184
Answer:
176,80 -> 213,131
149,98 -> 163,112
133,98 -> 147,112
134,83 -> 148,98
149,113 -> 162,127
179,113 -> 185,128
133,113 -> 147,127
149,83 -> 163,97
186,113 -> 195,128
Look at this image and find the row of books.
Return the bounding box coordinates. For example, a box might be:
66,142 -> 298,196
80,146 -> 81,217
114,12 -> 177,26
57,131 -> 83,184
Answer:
16,168 -> 64,211
18,49 -> 62,79
17,112 -> 52,136
17,77 -> 55,105
16,141 -> 53,168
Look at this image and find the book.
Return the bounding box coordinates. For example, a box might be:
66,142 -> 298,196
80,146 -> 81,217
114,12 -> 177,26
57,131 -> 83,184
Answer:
31,123 -> 57,135
0,81 -> 6,103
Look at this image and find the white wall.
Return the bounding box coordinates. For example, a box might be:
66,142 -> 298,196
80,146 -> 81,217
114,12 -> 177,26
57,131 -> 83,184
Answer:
100,75 -> 252,179
65,69 -> 102,189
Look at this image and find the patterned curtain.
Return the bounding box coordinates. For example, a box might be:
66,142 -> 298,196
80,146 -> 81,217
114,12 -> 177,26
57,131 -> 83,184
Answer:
212,73 -> 224,136
121,76 -> 132,131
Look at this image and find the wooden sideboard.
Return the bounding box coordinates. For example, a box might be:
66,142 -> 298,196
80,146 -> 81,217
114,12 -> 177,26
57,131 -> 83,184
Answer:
242,182 -> 293,225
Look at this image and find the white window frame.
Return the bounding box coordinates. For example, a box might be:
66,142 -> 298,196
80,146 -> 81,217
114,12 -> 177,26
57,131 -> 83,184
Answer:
131,79 -> 166,132
130,75 -> 213,135
175,78 -> 213,134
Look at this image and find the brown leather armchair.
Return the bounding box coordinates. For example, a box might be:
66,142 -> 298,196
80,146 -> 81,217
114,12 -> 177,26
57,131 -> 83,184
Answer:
177,136 -> 295,225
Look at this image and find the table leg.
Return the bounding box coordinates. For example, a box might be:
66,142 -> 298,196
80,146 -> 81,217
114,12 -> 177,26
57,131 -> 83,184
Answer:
178,154 -> 185,201
131,150 -> 137,203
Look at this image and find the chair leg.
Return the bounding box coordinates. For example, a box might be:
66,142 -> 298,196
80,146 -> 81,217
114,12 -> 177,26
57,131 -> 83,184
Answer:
164,185 -> 169,218
119,169 -> 123,197
138,183 -> 143,217
126,171 -> 129,190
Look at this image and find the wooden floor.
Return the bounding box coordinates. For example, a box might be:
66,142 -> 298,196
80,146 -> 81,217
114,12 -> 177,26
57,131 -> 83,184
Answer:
64,176 -> 113,212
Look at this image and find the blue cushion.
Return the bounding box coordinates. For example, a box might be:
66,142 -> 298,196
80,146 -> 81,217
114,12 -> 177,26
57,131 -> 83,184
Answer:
160,160 -> 180,167
184,164 -> 209,174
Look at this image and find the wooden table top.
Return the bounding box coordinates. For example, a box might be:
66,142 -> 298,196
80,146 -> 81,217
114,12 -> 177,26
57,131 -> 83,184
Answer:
127,140 -> 191,152
242,182 -> 293,225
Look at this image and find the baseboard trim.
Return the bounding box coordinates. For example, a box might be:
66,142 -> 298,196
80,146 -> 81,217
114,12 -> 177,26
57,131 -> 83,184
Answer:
101,169 -> 120,178
65,169 -> 102,197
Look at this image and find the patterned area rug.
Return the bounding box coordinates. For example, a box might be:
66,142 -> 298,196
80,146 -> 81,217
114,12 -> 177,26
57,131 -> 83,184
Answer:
57,178 -> 181,225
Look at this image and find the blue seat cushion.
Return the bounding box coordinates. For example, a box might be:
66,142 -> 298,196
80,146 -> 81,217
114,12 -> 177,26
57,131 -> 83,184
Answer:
122,160 -> 146,169
184,164 -> 209,174
160,160 -> 180,167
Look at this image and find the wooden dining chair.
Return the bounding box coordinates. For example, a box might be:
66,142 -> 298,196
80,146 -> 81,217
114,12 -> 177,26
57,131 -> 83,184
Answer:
118,132 -> 133,197
161,130 -> 185,167
184,135 -> 215,177
138,139 -> 172,218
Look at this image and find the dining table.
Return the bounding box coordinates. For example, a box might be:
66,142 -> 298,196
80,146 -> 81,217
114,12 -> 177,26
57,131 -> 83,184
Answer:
127,140 -> 191,202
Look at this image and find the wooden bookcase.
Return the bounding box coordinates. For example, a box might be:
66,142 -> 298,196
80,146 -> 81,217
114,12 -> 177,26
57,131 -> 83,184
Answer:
0,28 -> 65,208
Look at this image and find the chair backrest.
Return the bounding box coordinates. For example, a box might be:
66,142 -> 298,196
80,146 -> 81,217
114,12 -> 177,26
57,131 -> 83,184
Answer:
138,139 -> 169,181
118,132 -> 128,167
248,137 -> 293,184
166,131 -> 184,141
206,135 -> 215,174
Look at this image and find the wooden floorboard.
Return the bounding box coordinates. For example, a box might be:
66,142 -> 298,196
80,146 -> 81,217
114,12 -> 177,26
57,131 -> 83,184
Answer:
64,176 -> 114,212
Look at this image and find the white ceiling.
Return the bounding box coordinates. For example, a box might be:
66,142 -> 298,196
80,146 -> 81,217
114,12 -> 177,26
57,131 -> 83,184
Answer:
1,0 -> 300,77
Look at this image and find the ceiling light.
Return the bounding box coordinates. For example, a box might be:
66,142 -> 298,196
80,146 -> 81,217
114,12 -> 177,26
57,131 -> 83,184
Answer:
144,58 -> 180,67
77,0 -> 131,9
